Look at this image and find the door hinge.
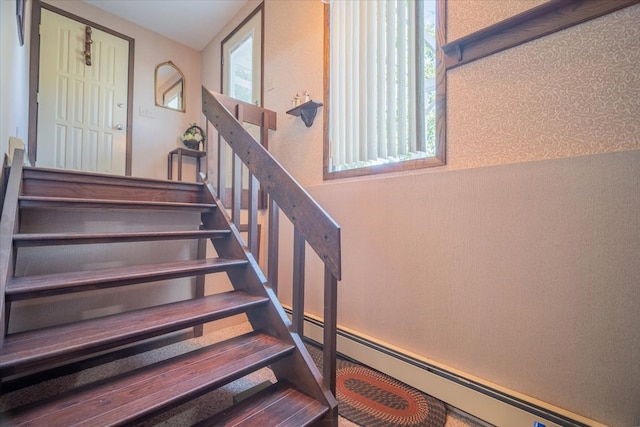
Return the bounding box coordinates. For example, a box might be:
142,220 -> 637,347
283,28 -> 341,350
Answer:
36,93 -> 40,104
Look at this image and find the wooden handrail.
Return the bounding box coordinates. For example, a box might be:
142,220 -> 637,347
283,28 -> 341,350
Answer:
202,88 -> 341,280
214,92 -> 277,130
202,88 -> 341,397
1,154 -> 9,215
441,0 -> 640,70
0,149 -> 25,346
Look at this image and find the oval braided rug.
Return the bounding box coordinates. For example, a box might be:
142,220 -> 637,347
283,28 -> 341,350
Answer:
306,344 -> 446,427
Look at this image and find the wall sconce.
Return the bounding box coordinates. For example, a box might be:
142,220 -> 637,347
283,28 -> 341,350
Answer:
286,100 -> 323,127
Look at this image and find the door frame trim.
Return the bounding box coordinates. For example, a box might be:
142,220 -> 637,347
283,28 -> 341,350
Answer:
220,3 -> 264,107
28,0 -> 135,175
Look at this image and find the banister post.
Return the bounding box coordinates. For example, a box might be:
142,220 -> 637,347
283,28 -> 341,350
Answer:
268,199 -> 280,294
292,228 -> 305,334
323,266 -> 338,395
0,149 -> 25,347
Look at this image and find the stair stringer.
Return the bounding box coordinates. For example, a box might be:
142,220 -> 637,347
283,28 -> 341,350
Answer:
199,179 -> 339,422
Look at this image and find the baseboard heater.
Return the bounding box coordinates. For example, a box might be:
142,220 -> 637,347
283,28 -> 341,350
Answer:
284,308 -> 606,427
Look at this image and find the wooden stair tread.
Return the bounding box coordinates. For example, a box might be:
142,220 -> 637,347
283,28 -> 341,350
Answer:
196,381 -> 329,427
19,195 -> 217,211
23,165 -> 205,189
6,258 -> 247,301
0,290 -> 268,376
3,332 -> 295,426
13,229 -> 230,247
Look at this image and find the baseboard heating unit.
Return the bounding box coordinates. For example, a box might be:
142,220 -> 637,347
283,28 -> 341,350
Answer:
284,308 -> 606,427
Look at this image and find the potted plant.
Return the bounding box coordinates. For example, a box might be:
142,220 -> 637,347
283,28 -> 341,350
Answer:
182,124 -> 205,150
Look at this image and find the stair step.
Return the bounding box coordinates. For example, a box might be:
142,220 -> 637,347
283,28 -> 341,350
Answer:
21,168 -> 205,204
6,258 -> 248,301
13,229 -> 230,247
19,195 -> 217,212
196,381 -> 329,427
2,331 -> 295,426
0,291 -> 268,377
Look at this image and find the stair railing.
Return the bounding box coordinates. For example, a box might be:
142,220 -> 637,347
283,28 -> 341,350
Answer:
1,153 -> 9,215
202,88 -> 342,395
0,149 -> 25,346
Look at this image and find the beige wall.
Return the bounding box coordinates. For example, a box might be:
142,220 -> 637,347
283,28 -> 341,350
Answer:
38,1 -> 203,180
447,0 -> 547,40
3,0 -> 638,425
0,0 -> 31,160
198,1 -> 640,426
447,4 -> 640,170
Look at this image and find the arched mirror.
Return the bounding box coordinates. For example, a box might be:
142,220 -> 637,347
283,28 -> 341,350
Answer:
155,61 -> 185,112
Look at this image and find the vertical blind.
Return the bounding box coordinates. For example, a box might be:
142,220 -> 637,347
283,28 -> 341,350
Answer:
329,0 -> 436,172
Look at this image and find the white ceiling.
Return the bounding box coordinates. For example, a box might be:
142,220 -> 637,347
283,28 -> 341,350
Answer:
83,0 -> 249,51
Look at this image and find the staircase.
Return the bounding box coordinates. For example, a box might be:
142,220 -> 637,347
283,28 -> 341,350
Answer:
0,91 -> 341,425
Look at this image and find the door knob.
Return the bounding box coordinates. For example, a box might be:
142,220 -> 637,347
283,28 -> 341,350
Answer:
115,124 -> 124,130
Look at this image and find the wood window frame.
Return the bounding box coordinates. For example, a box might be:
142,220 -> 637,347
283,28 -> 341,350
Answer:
219,3 -> 268,209
322,0 -> 639,181
220,3 -> 265,107
322,0 -> 447,181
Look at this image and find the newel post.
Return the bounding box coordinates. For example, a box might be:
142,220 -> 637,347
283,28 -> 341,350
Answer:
323,267 -> 338,395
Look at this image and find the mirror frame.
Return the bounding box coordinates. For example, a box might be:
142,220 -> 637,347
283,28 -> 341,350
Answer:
154,61 -> 185,112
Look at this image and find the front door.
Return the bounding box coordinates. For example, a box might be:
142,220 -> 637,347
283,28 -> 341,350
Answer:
37,9 -> 129,174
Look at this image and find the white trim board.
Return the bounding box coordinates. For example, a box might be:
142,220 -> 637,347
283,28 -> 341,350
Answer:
289,309 -> 607,427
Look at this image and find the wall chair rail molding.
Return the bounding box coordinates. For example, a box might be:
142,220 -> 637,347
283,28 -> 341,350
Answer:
442,0 -> 640,70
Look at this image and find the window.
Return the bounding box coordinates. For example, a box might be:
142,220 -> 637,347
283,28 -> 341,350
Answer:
222,6 -> 262,106
324,0 -> 446,179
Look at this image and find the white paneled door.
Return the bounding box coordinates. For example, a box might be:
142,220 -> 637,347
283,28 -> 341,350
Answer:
37,9 -> 129,174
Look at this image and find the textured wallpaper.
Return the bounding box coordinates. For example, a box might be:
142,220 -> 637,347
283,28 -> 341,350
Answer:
447,0 -> 547,41
447,4 -> 640,170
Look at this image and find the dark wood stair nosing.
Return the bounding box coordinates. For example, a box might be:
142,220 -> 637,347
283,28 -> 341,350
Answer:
2,332 -> 296,426
194,381 -> 329,427
18,195 -> 217,212
6,257 -> 248,301
13,229 -> 231,247
0,290 -> 269,377
22,166 -> 205,191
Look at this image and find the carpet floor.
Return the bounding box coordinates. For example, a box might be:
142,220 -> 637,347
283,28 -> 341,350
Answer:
0,322 -> 488,427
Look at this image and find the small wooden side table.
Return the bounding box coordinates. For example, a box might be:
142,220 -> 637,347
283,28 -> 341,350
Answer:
167,147 -> 206,181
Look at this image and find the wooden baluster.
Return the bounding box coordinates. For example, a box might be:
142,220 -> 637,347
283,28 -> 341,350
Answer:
260,111 -> 270,209
323,267 -> 338,396
231,155 -> 242,229
217,133 -> 226,204
231,104 -> 243,229
194,225 -> 206,337
292,228 -> 305,335
246,108 -> 268,258
268,199 -> 279,294
248,172 -> 259,257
